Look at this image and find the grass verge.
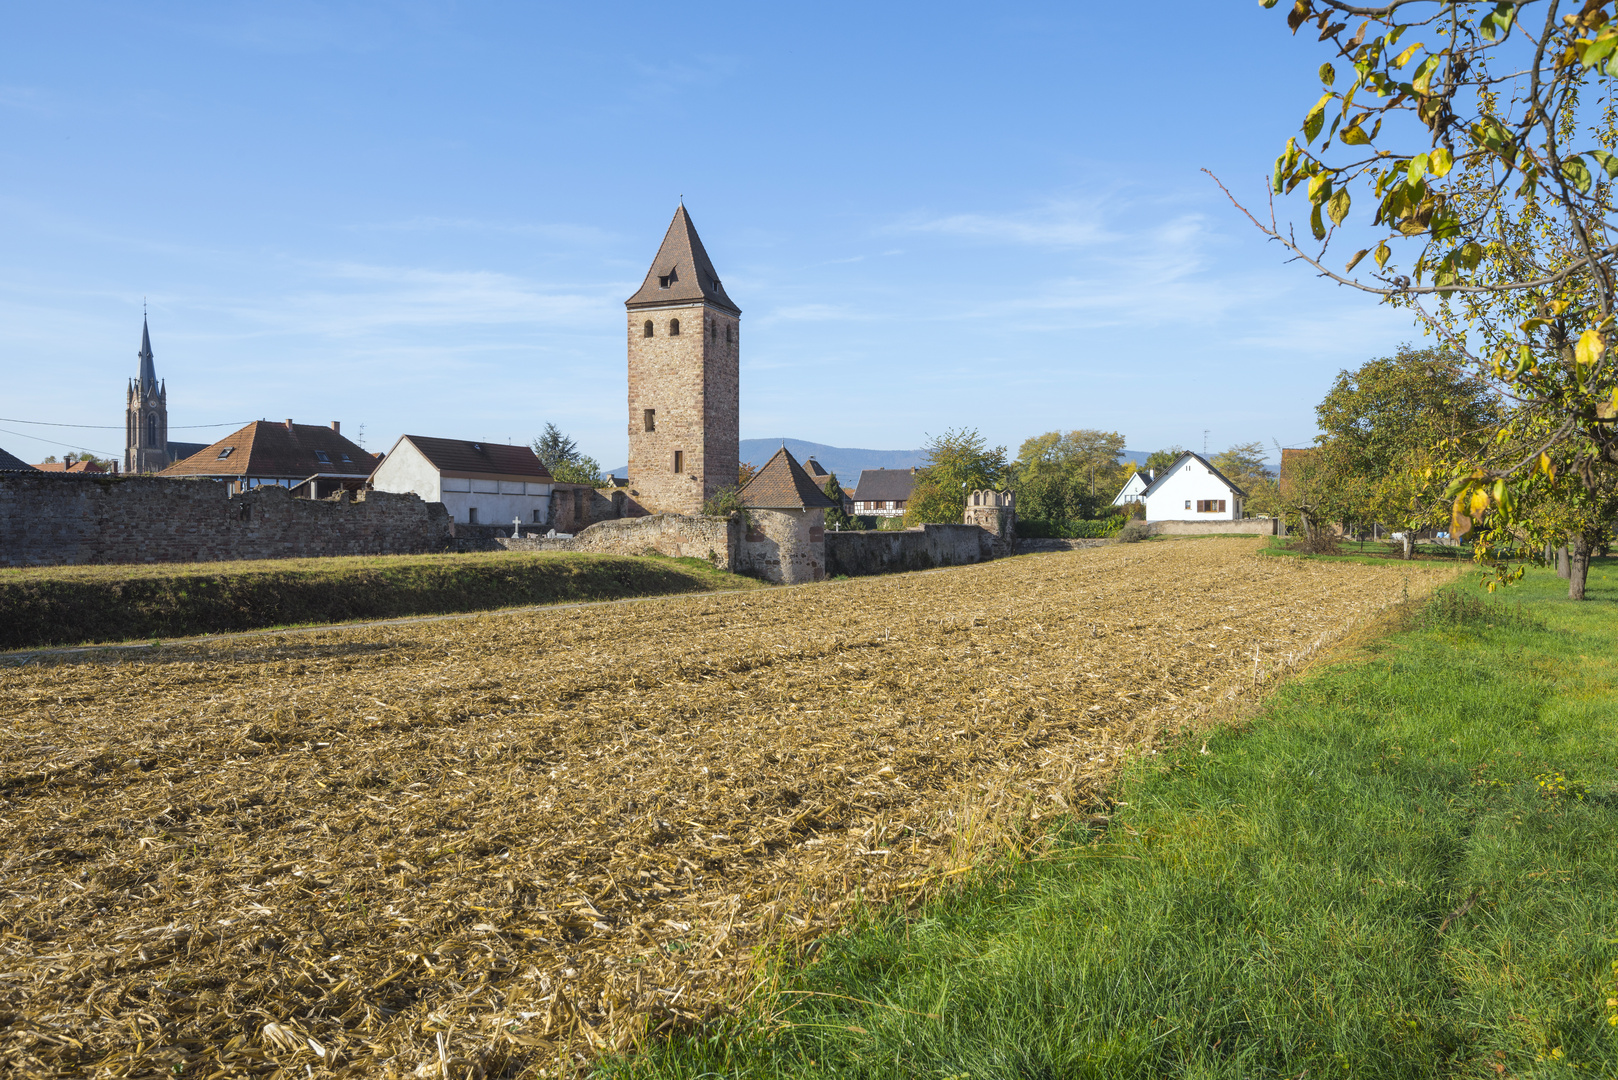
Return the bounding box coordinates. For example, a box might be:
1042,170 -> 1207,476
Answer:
607,568 -> 1618,1078
0,550 -> 762,650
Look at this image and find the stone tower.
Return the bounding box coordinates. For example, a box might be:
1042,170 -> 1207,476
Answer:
125,316 -> 170,474
625,206 -> 740,515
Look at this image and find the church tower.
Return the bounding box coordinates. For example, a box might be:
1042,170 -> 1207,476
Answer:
625,206 -> 740,515
125,316 -> 170,474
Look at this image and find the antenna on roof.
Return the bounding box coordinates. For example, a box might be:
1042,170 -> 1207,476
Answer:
1204,429 -> 1210,456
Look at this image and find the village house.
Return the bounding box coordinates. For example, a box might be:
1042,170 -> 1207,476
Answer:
1120,452 -> 1246,522
159,419 -> 378,498
852,467 -> 916,518
369,435 -> 554,526
34,458 -> 115,474
0,446 -> 35,472
1111,468 -> 1155,507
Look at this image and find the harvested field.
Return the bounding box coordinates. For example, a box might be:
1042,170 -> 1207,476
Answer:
0,539 -> 1454,1077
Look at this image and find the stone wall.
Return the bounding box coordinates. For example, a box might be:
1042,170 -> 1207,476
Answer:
824,523 -> 992,578
1148,518 -> 1281,537
737,509 -> 826,584
0,473 -> 451,568
497,512 -> 739,569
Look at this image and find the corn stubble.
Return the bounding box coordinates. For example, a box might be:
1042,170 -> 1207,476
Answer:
0,541 -> 1450,1077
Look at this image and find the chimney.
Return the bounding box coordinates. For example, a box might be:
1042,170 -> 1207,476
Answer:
330,421 -> 340,433
284,419 -> 294,430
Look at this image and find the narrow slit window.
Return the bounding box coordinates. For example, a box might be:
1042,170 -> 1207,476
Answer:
644,408 -> 656,432
673,450 -> 684,473
726,324 -> 734,344
468,508 -> 479,524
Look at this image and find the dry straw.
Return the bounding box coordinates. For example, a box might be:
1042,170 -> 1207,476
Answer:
0,540 -> 1452,1077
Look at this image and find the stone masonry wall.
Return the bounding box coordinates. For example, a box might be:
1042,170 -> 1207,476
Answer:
736,508 -> 825,584
626,302 -> 738,515
824,523 -> 992,578
1148,518 -> 1280,537
496,513 -> 739,569
0,473 -> 451,568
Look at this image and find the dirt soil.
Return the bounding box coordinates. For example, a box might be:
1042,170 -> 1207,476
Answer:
0,539 -> 1454,1077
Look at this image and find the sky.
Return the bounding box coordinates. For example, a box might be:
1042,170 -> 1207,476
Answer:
0,1 -> 1427,470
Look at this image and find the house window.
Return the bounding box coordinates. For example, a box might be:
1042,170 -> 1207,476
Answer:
673,450 -> 684,473
315,451 -> 331,464
468,508 -> 479,524
669,318 -> 681,336
1185,500 -> 1191,510
1196,500 -> 1227,513
217,447 -> 234,459
644,408 -> 656,432
340,454 -> 352,464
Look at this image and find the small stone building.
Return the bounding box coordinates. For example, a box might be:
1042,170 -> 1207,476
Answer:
736,447 -> 838,584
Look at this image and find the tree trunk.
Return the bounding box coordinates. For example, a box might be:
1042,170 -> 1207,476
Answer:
1569,536 -> 1592,600
1557,544 -> 1571,579
1402,532 -> 1414,560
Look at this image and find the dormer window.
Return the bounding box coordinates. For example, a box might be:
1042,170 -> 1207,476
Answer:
315,451 -> 331,464
658,268 -> 678,289
217,447 -> 234,460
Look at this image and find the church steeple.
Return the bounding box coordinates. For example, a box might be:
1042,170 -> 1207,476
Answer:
125,315 -> 170,474
137,315 -> 157,391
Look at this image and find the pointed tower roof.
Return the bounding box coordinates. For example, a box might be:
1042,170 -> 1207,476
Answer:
738,446 -> 838,510
137,316 -> 158,390
625,205 -> 740,315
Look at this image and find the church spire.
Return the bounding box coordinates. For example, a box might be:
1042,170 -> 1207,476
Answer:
137,315 -> 157,391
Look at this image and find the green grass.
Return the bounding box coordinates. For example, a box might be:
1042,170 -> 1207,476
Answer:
0,550 -> 761,650
607,568 -> 1618,1079
1260,536 -> 1472,566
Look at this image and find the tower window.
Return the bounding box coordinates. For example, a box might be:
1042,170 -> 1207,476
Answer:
643,320 -> 654,338
669,318 -> 680,336
673,450 -> 684,473
726,324 -> 734,344
658,268 -> 677,288
644,408 -> 656,432
147,414 -> 157,446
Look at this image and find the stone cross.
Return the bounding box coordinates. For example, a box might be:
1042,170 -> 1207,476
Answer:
513,515 -> 523,539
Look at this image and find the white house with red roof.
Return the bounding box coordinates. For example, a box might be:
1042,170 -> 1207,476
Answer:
369,436 -> 555,526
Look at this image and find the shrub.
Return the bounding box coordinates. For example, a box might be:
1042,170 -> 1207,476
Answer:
1016,517 -> 1125,540
1115,520 -> 1152,544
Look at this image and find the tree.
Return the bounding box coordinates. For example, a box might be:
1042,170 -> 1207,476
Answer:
738,461 -> 757,487
1239,0 -> 1618,596
532,423 -> 605,487
1212,441 -> 1283,518
1145,446 -> 1187,473
1313,346 -> 1499,555
822,473 -> 854,530
1013,429 -> 1129,522
904,428 -> 1008,526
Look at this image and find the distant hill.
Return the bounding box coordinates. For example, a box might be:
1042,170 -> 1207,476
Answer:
612,440 -> 1152,480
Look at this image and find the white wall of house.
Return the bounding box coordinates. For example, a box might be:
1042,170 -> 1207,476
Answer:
439,480 -> 553,526
853,500 -> 905,517
1144,457 -> 1242,522
370,440 -> 442,502
1112,472 -> 1149,506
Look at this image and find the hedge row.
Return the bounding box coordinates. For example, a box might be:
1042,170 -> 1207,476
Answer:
0,552 -> 754,650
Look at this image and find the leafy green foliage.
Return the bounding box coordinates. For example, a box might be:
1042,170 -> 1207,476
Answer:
532,422 -> 605,487
1211,441 -> 1281,517
1011,429 -> 1128,524
903,428 -> 1007,526
701,484 -> 747,519
1248,0 -> 1618,593
821,474 -> 853,530
1145,445 -> 1187,473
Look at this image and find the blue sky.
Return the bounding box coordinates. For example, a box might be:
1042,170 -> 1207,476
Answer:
0,1 -> 1423,469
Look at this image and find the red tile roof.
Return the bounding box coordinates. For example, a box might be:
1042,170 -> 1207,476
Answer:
390,436 -> 553,482
739,447 -> 838,510
34,460 -> 109,474
159,420 -> 377,480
